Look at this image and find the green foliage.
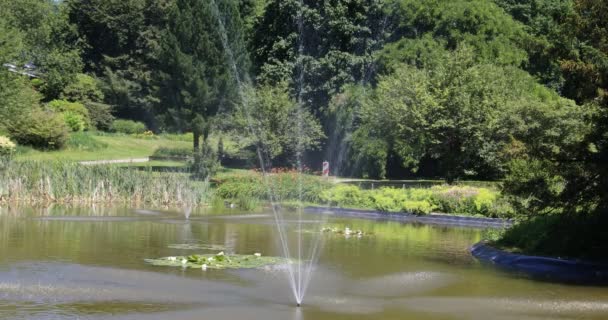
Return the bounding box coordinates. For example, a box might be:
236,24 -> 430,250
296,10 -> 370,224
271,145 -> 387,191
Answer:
388,0 -> 528,68
0,136 -> 16,157
321,185 -> 374,209
215,170 -> 331,204
152,147 -> 193,158
495,213 -> 608,261
0,72 -> 42,133
190,144 -> 220,180
63,111 -> 87,132
85,102 -> 115,131
252,0 -> 386,116
145,253 -> 287,269
353,46 -> 582,182
430,185 -> 502,217
110,119 -> 147,134
236,83 -> 325,164
1,0 -> 82,100
66,132 -> 108,151
67,0 -> 168,120
61,73 -> 104,103
8,109 -> 68,150
401,201 -> 434,215
0,160 -> 210,206
48,99 -> 92,131
156,0 -> 246,144
321,184 -> 509,217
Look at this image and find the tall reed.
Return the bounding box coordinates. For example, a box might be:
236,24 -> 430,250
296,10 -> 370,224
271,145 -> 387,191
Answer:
0,161 -> 210,206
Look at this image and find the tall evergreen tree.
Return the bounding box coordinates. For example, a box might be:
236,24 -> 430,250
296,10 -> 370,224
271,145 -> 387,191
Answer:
252,0 -> 386,117
68,0 -> 172,125
156,0 -> 247,151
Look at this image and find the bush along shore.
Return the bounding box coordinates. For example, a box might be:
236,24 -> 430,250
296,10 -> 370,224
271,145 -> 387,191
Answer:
0,161 -> 210,206
213,169 -> 514,218
0,160 -> 513,218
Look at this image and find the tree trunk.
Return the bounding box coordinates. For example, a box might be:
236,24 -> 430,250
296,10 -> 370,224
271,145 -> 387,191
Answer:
193,132 -> 200,153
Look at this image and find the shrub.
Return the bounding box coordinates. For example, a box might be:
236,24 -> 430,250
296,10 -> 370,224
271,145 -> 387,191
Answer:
0,136 -> 16,157
402,200 -> 434,215
190,144 -> 220,180
110,119 -> 146,134
371,193 -> 399,212
60,73 -> 104,103
153,147 -> 193,158
85,102 -> 114,131
215,170 -> 331,203
321,184 -> 373,208
8,109 -> 68,150
321,184 -> 509,217
63,111 -> 87,132
48,99 -> 91,130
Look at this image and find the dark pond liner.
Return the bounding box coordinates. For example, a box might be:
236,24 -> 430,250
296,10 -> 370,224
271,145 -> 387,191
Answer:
470,242 -> 608,285
303,206 -> 512,228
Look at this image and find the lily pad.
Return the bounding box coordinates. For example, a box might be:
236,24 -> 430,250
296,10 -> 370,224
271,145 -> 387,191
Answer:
167,243 -> 228,251
322,226 -> 373,237
145,252 -> 288,270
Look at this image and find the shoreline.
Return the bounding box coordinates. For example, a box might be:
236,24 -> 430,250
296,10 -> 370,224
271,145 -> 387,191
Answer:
303,206 -> 512,229
470,242 -> 608,285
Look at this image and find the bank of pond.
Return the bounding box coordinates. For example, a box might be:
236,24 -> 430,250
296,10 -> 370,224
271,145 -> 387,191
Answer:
1,160 -> 604,264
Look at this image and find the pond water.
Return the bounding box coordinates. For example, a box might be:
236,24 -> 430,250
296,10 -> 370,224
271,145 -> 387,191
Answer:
0,206 -> 607,319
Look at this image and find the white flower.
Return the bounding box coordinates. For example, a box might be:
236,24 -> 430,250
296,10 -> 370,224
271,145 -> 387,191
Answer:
202,264 -> 207,270
254,253 -> 262,257
217,251 -> 225,256
167,257 -> 177,261
207,257 -> 214,262
181,259 -> 187,264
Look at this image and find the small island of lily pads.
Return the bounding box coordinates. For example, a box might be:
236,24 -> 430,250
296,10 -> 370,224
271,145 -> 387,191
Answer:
322,226 -> 373,237
145,252 -> 288,270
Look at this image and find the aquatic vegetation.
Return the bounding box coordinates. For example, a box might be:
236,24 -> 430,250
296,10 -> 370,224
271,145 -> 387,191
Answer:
214,169 -> 331,204
145,252 -> 287,270
0,161 -> 210,206
321,184 -> 512,217
322,226 -> 373,238
168,243 -> 228,251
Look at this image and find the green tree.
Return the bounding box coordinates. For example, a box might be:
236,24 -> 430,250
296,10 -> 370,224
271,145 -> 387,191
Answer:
252,0 -> 387,117
68,0 -> 172,124
237,83 -> 325,165
156,0 -> 246,153
502,0 -> 608,219
1,0 -> 82,100
353,46 -> 583,181
383,0 -> 528,71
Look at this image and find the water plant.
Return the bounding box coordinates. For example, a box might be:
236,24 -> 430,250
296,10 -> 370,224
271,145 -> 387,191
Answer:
320,184 -> 511,217
145,252 -> 287,269
0,161 -> 210,206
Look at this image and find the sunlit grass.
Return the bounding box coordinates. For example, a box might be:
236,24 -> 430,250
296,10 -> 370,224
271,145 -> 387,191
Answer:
14,133 -> 192,162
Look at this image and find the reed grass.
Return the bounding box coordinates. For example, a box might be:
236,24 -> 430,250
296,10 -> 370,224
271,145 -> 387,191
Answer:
0,161 -> 210,206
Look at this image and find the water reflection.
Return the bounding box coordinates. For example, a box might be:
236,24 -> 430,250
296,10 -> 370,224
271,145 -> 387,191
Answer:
0,206 -> 607,319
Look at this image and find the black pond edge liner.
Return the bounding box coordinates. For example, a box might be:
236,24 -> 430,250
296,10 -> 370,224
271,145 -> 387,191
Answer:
470,242 -> 608,285
303,206 -> 512,229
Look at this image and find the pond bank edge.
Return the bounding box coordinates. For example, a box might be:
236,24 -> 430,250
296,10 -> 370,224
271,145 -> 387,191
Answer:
470,242 -> 608,285
303,206 -> 512,228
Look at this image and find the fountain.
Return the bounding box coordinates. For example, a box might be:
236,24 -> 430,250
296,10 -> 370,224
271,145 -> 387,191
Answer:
207,0 -> 388,307
208,0 -> 311,306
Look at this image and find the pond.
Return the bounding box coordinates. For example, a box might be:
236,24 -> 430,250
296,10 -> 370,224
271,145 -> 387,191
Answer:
0,206 -> 607,319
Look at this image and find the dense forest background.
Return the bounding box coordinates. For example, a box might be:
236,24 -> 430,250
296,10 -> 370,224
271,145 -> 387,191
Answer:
0,0 -> 606,223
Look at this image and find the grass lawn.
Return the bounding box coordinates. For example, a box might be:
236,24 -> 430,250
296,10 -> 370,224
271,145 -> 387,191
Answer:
15,134 -> 192,162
